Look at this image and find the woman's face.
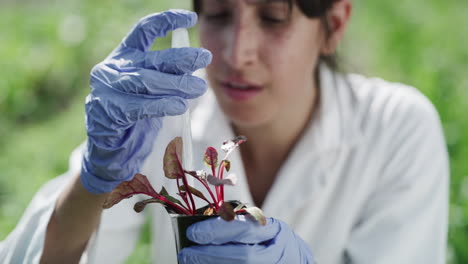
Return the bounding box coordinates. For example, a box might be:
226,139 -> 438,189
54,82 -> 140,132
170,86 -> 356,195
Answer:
198,0 -> 325,129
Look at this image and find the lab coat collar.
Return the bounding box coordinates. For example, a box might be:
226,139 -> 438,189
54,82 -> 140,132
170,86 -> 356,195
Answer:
257,65 -> 364,214
308,63 -> 363,155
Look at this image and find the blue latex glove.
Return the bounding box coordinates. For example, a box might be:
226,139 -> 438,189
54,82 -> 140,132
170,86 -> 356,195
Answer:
81,9 -> 212,194
178,216 -> 315,264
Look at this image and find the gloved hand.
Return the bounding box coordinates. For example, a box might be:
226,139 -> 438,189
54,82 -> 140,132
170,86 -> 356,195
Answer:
81,9 -> 212,194
178,215 -> 315,264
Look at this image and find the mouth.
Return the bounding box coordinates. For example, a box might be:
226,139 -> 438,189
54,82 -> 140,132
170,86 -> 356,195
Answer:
224,81 -> 259,90
220,79 -> 263,101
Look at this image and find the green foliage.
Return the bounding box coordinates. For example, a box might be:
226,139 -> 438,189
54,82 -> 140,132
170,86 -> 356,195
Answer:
0,0 -> 467,263
125,218 -> 152,264
0,89 -> 87,237
0,0 -> 190,142
346,1 -> 468,263
0,0 -> 189,261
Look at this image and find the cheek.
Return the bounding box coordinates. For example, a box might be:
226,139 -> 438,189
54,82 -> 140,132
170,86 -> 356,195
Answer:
268,24 -> 322,77
200,28 -> 216,56
200,28 -> 223,70
265,38 -> 318,87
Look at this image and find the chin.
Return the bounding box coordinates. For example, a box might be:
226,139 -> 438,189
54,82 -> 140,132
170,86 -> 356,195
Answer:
222,105 -> 273,129
211,83 -> 276,128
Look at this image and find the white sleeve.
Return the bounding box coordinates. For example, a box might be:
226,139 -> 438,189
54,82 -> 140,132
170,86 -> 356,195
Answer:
345,92 -> 449,263
0,144 -> 146,264
0,168 -> 70,263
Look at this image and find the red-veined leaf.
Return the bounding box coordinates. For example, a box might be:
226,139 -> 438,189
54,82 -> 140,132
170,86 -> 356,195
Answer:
163,137 -> 184,179
134,198 -> 165,213
219,202 -> 236,222
103,173 -> 159,209
207,174 -> 238,186
203,147 -> 218,169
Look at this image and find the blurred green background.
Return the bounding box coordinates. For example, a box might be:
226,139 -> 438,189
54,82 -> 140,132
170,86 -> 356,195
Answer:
0,0 -> 466,263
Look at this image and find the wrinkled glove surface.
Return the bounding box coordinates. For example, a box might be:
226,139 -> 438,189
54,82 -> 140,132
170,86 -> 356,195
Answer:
178,215 -> 315,264
81,9 -> 212,194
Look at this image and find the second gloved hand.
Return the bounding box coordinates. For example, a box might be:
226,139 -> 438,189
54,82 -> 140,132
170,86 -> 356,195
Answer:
81,10 -> 212,194
178,215 -> 315,264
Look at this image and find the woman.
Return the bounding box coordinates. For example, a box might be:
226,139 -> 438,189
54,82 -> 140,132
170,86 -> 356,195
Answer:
0,0 -> 449,263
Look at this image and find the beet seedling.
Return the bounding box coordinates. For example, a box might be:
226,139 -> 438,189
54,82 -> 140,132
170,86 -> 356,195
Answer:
103,136 -> 266,225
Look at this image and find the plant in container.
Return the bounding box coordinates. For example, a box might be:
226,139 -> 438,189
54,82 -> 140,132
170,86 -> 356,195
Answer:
102,136 -> 266,254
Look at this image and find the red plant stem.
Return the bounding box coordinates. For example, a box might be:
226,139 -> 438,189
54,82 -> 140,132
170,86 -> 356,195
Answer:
176,155 -> 196,215
124,176 -> 191,214
210,164 -> 220,204
126,190 -> 191,215
176,200 -> 190,211
186,172 -> 219,210
235,209 -> 247,214
176,176 -> 191,212
215,187 -> 220,203
156,195 -> 192,215
217,160 -> 226,204
188,189 -> 214,207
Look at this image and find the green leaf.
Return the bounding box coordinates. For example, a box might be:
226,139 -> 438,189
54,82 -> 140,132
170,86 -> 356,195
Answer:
164,195 -> 183,205
159,186 -> 170,196
245,207 -> 267,226
179,185 -> 208,201
163,137 -> 184,179
159,187 -> 183,205
203,146 -> 218,169
223,160 -> 231,171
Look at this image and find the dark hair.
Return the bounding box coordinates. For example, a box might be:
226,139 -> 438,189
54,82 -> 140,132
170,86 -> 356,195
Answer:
192,0 -> 342,72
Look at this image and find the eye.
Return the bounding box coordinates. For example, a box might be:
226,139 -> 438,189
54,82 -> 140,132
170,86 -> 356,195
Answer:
261,15 -> 288,24
203,12 -> 232,23
259,4 -> 290,25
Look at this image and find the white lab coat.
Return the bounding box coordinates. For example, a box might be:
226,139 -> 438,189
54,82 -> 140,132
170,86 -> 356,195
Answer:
0,65 -> 449,263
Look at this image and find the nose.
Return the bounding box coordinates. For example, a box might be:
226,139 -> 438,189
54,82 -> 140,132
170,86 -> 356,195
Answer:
222,18 -> 259,70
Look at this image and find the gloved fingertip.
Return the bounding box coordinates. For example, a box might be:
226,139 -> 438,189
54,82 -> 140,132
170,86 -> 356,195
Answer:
194,77 -> 209,95
167,9 -> 198,29
268,217 -> 283,231
178,75 -> 208,99
198,49 -> 213,67
177,250 -> 187,264
186,222 -> 213,244
165,97 -> 188,116
178,247 -> 204,264
175,99 -> 189,114
187,10 -> 198,28
266,217 -> 276,226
